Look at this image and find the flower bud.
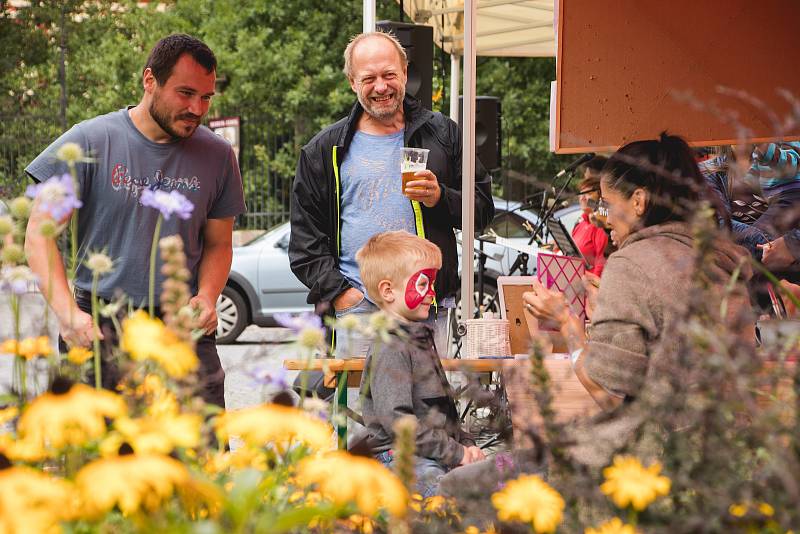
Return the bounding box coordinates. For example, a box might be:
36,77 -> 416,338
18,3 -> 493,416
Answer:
297,327 -> 325,349
0,216 -> 13,236
9,197 -> 31,219
1,243 -> 25,264
38,218 -> 59,238
336,313 -> 361,332
85,252 -> 113,275
56,142 -> 84,164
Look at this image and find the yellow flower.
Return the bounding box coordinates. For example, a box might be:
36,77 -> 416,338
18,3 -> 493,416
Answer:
491,475 -> 564,533
0,434 -> 49,462
339,514 -> 376,533
295,451 -> 408,517
729,503 -> 747,517
75,453 -> 189,517
215,403 -> 333,452
204,447 -> 268,474
102,411 -> 201,456
0,406 -> 18,427
17,381 -> 127,450
177,477 -> 224,520
0,465 -> 76,532
585,517 -> 637,534
409,492 -> 423,512
66,346 -> 93,365
1,336 -> 52,359
600,455 -> 671,511
121,310 -> 198,378
758,502 -> 775,517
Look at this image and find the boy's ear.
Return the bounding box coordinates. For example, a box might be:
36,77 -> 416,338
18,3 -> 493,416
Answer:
377,279 -> 395,303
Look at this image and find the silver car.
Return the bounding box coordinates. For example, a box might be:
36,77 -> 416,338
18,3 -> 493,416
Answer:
215,198 -> 582,343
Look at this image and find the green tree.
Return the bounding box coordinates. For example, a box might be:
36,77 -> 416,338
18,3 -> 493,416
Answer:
1,1 -> 565,214
472,56 -> 572,199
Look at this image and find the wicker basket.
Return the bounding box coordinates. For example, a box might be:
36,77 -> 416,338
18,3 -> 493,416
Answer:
463,318 -> 511,359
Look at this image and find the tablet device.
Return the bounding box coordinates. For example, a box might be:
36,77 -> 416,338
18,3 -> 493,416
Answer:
545,217 -> 587,266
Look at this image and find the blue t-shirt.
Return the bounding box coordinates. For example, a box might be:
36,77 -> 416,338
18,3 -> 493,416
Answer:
339,130 -> 415,296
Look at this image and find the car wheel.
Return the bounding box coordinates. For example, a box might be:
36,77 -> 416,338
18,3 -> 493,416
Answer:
216,286 -> 248,344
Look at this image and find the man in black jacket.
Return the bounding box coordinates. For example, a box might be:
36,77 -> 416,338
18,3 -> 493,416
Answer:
289,31 -> 493,355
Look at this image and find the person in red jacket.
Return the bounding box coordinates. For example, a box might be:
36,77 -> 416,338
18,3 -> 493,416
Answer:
572,156 -> 610,276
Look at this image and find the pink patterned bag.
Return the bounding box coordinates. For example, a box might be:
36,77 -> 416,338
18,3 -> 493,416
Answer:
536,252 -> 586,329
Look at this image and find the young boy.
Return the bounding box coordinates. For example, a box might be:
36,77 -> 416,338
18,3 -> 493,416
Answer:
355,231 -> 485,497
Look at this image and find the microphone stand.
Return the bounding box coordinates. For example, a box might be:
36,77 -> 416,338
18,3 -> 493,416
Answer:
528,168 -> 580,246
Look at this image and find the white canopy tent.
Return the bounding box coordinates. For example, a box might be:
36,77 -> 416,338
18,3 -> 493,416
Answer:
363,0 -> 556,321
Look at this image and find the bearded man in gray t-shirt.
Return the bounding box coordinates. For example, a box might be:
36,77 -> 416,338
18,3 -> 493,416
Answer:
24,34 -> 246,407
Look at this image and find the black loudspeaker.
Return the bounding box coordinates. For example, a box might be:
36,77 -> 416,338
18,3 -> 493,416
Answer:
376,21 -> 433,110
459,96 -> 502,171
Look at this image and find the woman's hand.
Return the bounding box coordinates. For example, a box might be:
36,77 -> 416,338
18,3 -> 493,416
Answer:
583,272 -> 601,320
522,280 -> 571,327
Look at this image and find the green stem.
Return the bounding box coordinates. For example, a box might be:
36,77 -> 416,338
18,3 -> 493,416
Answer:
17,356 -> 26,403
627,508 -> 638,527
68,211 -> 78,281
148,215 -> 163,317
298,348 -> 311,409
10,294 -> 26,404
67,161 -> 79,280
91,272 -> 101,389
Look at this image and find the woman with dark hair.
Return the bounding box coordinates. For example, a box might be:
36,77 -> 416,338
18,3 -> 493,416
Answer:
523,133 -> 754,423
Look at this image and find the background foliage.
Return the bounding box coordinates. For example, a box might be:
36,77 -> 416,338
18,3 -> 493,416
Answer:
0,0 -> 569,222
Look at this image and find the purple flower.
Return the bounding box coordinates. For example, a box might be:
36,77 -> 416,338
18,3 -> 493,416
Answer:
140,189 -> 194,220
274,312 -> 323,333
25,174 -> 82,221
0,266 -> 38,295
248,365 -> 290,390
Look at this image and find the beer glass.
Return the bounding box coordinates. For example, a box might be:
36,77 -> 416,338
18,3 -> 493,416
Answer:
401,147 -> 429,193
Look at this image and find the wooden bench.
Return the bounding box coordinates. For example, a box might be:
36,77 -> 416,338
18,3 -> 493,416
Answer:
283,356 -> 601,449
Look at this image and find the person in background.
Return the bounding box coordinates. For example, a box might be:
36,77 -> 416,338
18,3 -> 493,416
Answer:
572,155 -> 610,277
288,30 -> 494,358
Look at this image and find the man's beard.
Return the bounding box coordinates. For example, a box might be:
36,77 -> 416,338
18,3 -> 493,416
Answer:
148,93 -> 200,139
358,86 -> 405,122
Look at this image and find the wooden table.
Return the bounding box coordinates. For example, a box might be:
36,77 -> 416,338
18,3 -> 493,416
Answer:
283,356 -> 601,449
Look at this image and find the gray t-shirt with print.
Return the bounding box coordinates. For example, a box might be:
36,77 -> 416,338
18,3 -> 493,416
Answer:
26,108 -> 246,304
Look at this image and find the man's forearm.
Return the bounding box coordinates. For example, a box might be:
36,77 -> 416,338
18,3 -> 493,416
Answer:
195,243 -> 232,302
25,216 -> 76,322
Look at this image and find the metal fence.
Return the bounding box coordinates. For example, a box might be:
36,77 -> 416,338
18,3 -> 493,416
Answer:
0,114 -> 62,197
233,114 -> 294,231
0,112 -> 295,230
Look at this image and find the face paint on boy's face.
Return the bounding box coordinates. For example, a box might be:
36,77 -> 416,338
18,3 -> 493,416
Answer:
405,268 -> 437,309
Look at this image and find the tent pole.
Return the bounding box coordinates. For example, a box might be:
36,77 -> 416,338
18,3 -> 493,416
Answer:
450,53 -> 460,123
363,0 -> 375,33
461,0 -> 477,323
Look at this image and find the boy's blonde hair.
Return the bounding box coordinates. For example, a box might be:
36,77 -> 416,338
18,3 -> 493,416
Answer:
356,231 -> 442,305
